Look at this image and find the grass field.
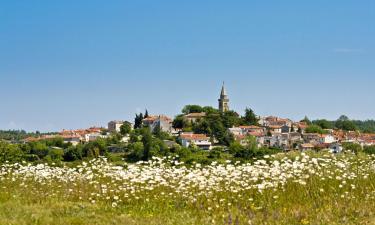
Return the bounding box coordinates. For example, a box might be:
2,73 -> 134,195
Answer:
1,151 -> 375,225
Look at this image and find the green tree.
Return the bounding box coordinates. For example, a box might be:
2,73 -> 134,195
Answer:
300,116 -> 312,125
313,119 -> 334,129
222,111 -> 241,128
83,138 -> 107,158
48,148 -> 64,162
120,122 -> 132,135
230,136 -> 258,160
182,105 -> 203,114
134,113 -> 144,129
335,119 -> 357,131
29,142 -> 49,159
305,125 -> 327,134
342,142 -> 362,154
0,141 -> 24,163
172,114 -> 189,129
242,108 -> 259,126
364,146 -> 375,155
127,142 -> 144,162
63,145 -> 83,161
141,128 -> 153,161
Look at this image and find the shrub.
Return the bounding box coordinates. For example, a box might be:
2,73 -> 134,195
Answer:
0,141 -> 24,163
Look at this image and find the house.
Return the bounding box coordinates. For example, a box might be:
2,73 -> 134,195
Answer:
108,120 -> 132,133
229,126 -> 264,136
302,133 -> 320,144
179,133 -> 212,150
268,125 -> 282,134
300,143 -> 315,151
62,135 -> 81,146
234,132 -> 265,147
295,122 -> 308,134
184,112 -> 206,123
228,127 -> 242,136
319,134 -> 336,144
84,133 -> 107,142
143,115 -> 173,133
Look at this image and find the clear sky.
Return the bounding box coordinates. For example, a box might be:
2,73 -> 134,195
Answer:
1,0 -> 374,132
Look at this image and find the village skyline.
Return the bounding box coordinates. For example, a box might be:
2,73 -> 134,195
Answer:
1,81 -> 375,132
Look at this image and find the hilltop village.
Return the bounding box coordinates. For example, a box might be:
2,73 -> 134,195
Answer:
21,84 -> 375,156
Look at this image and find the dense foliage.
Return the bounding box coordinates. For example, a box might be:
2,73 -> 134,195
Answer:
0,130 -> 56,142
310,115 -> 375,132
173,106 -> 259,145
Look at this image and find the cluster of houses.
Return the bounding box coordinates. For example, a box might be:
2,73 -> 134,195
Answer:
24,127 -> 108,146
23,84 -> 375,153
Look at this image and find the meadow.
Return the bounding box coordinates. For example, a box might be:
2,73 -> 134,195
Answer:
1,151 -> 375,225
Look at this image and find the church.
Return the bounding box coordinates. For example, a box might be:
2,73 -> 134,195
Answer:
218,83 -> 229,113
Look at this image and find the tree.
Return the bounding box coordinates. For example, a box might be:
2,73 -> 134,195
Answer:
120,122 -> 132,135
335,119 -> 357,131
141,128 -> 153,161
63,145 -> 83,161
144,110 -> 149,119
182,105 -> 203,114
313,119 -> 334,129
300,116 -> 312,125
364,146 -> 375,155
305,125 -> 327,134
83,138 -> 107,158
338,115 -> 349,121
0,141 -> 24,163
172,115 -> 189,129
230,136 -> 258,160
202,106 -> 219,114
242,108 -> 259,126
127,142 -> 144,162
48,148 -> 64,162
134,113 -> 144,129
222,111 -> 241,128
29,142 -> 49,159
342,142 -> 362,154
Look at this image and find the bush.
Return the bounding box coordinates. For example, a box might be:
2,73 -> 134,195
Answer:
47,148 -> 64,162
342,142 -> 362,154
64,146 -> 83,161
364,146 -> 375,155
29,142 -> 49,159
0,141 -> 24,163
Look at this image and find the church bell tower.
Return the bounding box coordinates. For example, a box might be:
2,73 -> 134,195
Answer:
218,82 -> 229,113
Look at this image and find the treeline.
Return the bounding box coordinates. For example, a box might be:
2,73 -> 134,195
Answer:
0,130 -> 54,142
302,115 -> 375,133
0,136 -> 120,164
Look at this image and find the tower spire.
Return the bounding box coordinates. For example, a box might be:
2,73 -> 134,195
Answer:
218,82 -> 229,112
221,81 -> 227,97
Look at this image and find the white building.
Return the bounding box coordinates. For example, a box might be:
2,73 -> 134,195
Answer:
319,134 -> 336,144
108,120 -> 133,133
179,133 -> 212,150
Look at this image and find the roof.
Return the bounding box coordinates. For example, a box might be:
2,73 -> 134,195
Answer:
238,125 -> 262,129
185,112 -> 206,118
180,133 -> 210,141
220,82 -> 227,96
143,115 -> 172,123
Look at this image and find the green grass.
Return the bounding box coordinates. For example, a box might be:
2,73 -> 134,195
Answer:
1,152 -> 375,225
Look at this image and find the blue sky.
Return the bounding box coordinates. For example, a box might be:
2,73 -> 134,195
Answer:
1,0 -> 374,132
